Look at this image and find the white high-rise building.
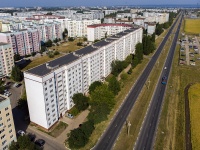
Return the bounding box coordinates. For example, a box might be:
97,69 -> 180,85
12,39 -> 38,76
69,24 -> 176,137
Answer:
87,23 -> 133,42
24,27 -> 143,130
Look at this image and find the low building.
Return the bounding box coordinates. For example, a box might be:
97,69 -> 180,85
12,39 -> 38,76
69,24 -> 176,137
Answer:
0,43 -> 14,77
0,95 -> 17,150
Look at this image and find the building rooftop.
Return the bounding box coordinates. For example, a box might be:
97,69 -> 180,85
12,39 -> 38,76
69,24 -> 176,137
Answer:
87,23 -> 133,28
26,27 -> 140,77
0,42 -> 10,46
26,53 -> 79,76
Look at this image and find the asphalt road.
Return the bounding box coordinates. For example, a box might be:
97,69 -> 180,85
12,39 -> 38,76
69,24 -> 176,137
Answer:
134,14 -> 183,150
94,13 -> 182,150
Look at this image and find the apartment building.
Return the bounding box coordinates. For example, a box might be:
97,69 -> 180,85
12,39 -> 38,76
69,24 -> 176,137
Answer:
144,22 -> 156,35
0,29 -> 40,56
0,43 -> 14,77
87,23 -> 133,41
0,95 -> 17,150
24,27 -> 143,130
65,19 -> 101,37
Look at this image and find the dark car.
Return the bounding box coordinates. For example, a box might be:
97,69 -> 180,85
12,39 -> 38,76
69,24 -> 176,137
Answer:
28,133 -> 36,142
35,139 -> 45,147
16,83 -> 22,88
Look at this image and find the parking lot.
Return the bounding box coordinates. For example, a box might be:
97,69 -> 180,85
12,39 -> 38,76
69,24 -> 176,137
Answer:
2,79 -> 23,109
179,35 -> 200,66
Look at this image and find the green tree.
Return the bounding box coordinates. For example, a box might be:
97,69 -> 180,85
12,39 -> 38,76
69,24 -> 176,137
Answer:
72,93 -> 89,111
151,33 -> 155,42
45,40 -> 53,47
14,53 -> 21,61
11,65 -> 23,82
135,43 -> 143,63
81,120 -> 95,138
88,103 -> 110,124
108,76 -> 120,95
68,37 -> 74,42
68,128 -> 88,149
155,24 -> 164,36
89,81 -> 102,94
90,84 -> 115,111
17,135 -> 31,149
83,37 -> 87,41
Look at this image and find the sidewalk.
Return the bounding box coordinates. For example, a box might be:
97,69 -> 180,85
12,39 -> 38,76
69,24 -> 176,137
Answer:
56,109 -> 89,143
27,109 -> 90,149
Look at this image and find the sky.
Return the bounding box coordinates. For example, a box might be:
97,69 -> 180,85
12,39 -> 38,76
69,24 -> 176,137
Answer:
0,0 -> 199,7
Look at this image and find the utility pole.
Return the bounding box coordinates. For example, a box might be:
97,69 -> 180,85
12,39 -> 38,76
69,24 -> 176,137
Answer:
127,121 -> 131,136
157,61 -> 159,67
148,80 -> 151,89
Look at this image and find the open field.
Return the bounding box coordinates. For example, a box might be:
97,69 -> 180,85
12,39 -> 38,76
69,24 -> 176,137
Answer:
51,39 -> 84,53
188,83 -> 200,150
184,19 -> 200,34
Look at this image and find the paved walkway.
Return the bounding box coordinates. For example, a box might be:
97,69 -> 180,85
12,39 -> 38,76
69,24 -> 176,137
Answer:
56,109 -> 90,143
117,64 -> 132,81
27,109 -> 89,149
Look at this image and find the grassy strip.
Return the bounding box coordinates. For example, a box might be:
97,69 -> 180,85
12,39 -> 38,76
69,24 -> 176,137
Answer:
51,39 -> 84,53
188,83 -> 200,150
34,121 -> 68,138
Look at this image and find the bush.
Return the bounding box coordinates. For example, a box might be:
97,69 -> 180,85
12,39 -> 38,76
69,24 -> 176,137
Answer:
54,51 -> 60,55
68,37 -> 74,42
31,52 -> 36,56
69,107 -> 79,116
77,42 -> 82,46
121,72 -> 128,80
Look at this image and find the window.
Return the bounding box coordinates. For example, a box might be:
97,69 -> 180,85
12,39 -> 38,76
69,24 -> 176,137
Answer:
5,107 -> 8,111
6,113 -> 9,117
0,129 -> 4,134
1,134 -> 5,139
8,124 -> 11,128
7,118 -> 10,122
10,135 -> 13,139
9,129 -> 12,133
0,117 -> 2,121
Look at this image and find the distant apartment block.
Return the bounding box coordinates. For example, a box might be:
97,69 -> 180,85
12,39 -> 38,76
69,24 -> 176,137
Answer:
0,21 -> 62,56
87,23 -> 133,41
0,29 -> 40,56
0,43 -> 14,77
144,22 -> 156,35
24,27 -> 143,130
65,19 -> 101,37
0,95 -> 17,150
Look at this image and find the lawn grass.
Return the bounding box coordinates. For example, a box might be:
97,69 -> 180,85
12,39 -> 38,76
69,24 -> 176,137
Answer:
184,19 -> 200,34
188,83 -> 200,150
49,121 -> 68,137
51,39 -> 84,53
37,121 -> 68,138
22,54 -> 63,71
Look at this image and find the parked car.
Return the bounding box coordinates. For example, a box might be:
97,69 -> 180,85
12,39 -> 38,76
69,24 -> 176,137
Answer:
35,139 -> 45,147
28,133 -> 36,142
66,113 -> 73,119
17,130 -> 25,136
13,83 -> 21,88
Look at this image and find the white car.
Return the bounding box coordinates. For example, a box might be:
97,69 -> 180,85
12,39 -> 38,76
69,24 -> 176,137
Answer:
164,67 -> 167,70
17,130 -> 25,136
